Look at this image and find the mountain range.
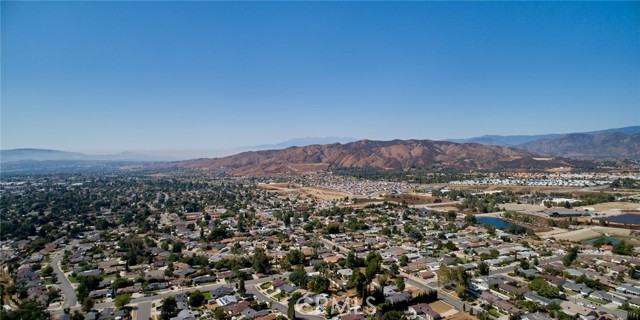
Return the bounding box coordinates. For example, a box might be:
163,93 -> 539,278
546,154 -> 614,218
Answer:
0,148 -> 173,163
3,126 -> 638,175
518,132 -> 640,159
448,126 -> 640,146
243,137 -> 358,151
170,139 -> 583,175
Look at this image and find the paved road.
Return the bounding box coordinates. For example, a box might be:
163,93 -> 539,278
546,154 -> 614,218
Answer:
571,295 -> 627,320
136,302 -> 151,320
49,249 -> 77,309
404,277 -> 460,308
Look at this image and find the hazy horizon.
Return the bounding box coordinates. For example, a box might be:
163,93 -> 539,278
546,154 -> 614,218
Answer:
3,125 -> 639,161
2,1 -> 639,153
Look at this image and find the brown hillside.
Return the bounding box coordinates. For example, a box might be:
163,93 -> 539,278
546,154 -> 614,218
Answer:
170,139 -> 581,175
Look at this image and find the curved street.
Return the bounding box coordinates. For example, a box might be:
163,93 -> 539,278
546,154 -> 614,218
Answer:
49,249 -> 77,309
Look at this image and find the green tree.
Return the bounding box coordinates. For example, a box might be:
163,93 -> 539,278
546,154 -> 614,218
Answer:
613,240 -> 634,256
288,292 -> 303,320
82,297 -> 95,313
238,278 -> 246,295
252,248 -> 271,274
115,293 -> 131,309
528,277 -> 560,299
563,246 -> 579,267
286,250 -> 305,266
399,255 -> 409,267
289,266 -> 308,287
71,311 -> 84,320
161,297 -> 179,320
382,310 -> 405,320
325,222 -> 341,234
389,263 -> 399,277
349,268 -> 368,298
307,275 -> 330,294
0,300 -> 50,320
365,252 -> 382,282
464,214 -> 477,224
172,241 -> 184,253
395,277 -> 405,291
189,290 -> 205,307
477,261 -> 490,276
214,307 -> 229,320
41,265 -> 53,278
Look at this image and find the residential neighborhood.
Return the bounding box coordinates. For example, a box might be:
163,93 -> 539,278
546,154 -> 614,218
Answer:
1,171 -> 639,320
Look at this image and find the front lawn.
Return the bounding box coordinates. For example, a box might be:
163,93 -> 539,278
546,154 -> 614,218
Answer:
273,292 -> 288,301
260,282 -> 272,290
585,297 -> 606,305
488,309 -> 500,317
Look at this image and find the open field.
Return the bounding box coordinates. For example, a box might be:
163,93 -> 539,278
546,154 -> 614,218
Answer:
351,193 -> 435,205
258,183 -> 352,200
541,226 -> 633,241
577,202 -> 640,211
537,227 -> 571,238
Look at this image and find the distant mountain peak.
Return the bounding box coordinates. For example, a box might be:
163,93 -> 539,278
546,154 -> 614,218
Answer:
244,136 -> 358,151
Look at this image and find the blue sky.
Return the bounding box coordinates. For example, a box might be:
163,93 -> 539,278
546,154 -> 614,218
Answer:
2,1 -> 639,157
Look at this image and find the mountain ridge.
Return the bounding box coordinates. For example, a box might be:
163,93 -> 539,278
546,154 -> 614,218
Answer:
449,126 -> 640,146
0,148 -> 174,163
517,132 -> 640,159
170,139 -> 584,175
244,137 -> 358,151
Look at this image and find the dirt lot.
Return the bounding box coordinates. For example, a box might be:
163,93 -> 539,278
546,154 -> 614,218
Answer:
258,183 -> 352,201
545,226 -> 632,241
429,301 -> 454,314
577,202 -> 640,211
447,312 -> 477,320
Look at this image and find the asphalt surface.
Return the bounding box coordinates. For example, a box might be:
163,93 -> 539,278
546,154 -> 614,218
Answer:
50,250 -> 78,309
136,302 -> 151,320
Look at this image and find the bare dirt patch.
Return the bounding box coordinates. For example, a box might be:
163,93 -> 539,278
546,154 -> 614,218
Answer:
548,226 -> 632,242
447,312 -> 477,320
429,301 -> 454,314
257,183 -> 352,201
578,202 -> 640,211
